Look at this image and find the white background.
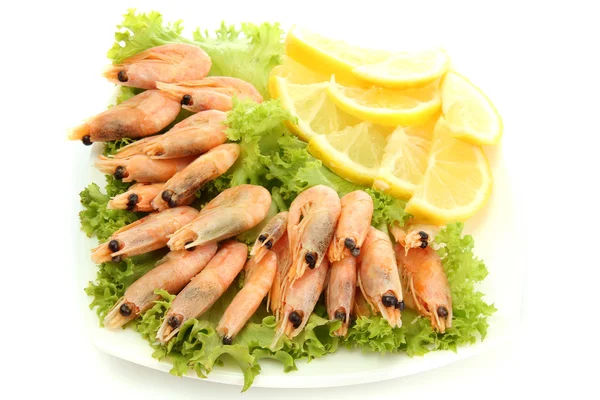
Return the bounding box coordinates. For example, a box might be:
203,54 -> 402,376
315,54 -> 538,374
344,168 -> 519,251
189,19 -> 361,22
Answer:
1,0 -> 598,398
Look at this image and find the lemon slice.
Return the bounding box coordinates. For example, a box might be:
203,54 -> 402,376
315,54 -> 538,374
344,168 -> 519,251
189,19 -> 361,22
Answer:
327,77 -> 441,126
441,71 -> 503,145
405,118 -> 492,224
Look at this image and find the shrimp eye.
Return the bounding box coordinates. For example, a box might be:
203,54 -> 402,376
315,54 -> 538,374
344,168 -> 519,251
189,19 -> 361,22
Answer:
161,190 -> 173,202
258,234 -> 267,242
334,310 -> 347,322
265,240 -> 273,250
114,166 -> 126,180
108,239 -> 121,252
395,300 -> 405,311
305,252 -> 317,269
112,255 -> 123,263
185,241 -> 195,252
181,94 -> 193,105
350,247 -> 360,257
82,135 -> 93,146
168,198 -> 178,208
381,294 -> 398,308
437,306 -> 449,318
418,231 -> 429,240
344,238 -> 356,250
420,240 -> 428,249
168,315 -> 181,329
222,336 -> 233,345
289,311 -> 303,328
126,193 -> 139,211
117,70 -> 128,82
119,303 -> 132,317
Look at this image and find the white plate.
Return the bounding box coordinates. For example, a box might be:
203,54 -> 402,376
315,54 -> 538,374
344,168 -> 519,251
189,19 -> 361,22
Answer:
72,15 -> 526,390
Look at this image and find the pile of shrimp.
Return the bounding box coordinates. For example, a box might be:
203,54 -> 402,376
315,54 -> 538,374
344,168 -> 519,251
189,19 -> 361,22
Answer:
74,44 -> 453,347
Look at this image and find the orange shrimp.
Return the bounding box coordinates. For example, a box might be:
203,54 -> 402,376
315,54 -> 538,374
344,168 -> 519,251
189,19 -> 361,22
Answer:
114,110 -> 227,160
326,256 -> 357,336
394,244 -> 452,333
156,241 -> 248,343
107,183 -> 163,212
357,227 -> 403,328
250,212 -> 289,263
156,77 -> 263,113
91,206 -> 199,264
328,190 -> 373,262
167,184 -> 271,251
267,232 -> 292,318
104,244 -> 217,328
69,90 -> 181,145
103,44 -> 211,89
95,154 -> 196,183
389,220 -> 439,254
287,185 -> 341,283
216,251 -> 277,344
151,143 -> 240,211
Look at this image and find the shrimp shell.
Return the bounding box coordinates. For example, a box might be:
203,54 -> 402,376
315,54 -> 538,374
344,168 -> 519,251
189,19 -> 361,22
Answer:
91,206 -> 199,264
267,232 -> 292,318
69,90 -> 181,144
95,155 -> 196,183
167,184 -> 272,251
151,143 -> 240,211
216,251 -> 277,343
156,241 -> 248,343
328,190 -> 373,262
104,244 -> 217,329
250,212 -> 289,263
326,256 -> 357,336
103,44 -> 211,89
107,183 -> 163,212
389,221 -> 440,254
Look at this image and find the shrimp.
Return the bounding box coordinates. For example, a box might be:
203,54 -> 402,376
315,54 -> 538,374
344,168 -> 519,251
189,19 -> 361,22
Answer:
107,183 -> 163,212
286,185 -> 341,283
389,220 -> 440,254
114,110 -> 227,160
156,241 -> 248,343
151,144 -> 240,211
326,256 -> 357,336
91,206 -> 199,264
357,227 -> 403,328
69,90 -> 181,145
95,154 -> 195,183
103,44 -> 211,90
267,232 -> 292,318
328,190 -> 373,262
156,77 -> 263,113
250,212 -> 289,263
394,244 -> 452,333
270,258 -> 329,349
168,184 -> 271,251
216,251 -> 277,344
104,244 -> 217,329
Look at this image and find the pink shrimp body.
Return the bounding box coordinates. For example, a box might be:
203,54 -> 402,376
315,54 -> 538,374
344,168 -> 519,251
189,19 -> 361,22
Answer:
250,212 -> 289,263
104,244 -> 217,329
167,184 -> 271,251
326,256 -> 357,336
357,227 -> 403,328
114,110 -> 228,160
95,154 -> 196,183
103,44 -> 212,89
69,90 -> 181,144
91,206 -> 199,264
394,244 -> 453,333
216,251 -> 277,343
267,232 -> 292,318
156,241 -> 248,343
107,183 -> 163,212
328,190 -> 373,262
156,77 -> 263,113
151,143 -> 240,211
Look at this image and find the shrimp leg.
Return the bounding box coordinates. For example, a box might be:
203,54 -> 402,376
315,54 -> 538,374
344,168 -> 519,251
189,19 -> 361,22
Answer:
250,212 -> 289,263
107,183 -> 163,212
328,190 -> 373,262
326,256 -> 357,336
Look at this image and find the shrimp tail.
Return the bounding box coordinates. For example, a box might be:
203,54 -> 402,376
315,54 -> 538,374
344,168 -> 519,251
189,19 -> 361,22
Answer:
104,298 -> 138,329
68,122 -> 90,141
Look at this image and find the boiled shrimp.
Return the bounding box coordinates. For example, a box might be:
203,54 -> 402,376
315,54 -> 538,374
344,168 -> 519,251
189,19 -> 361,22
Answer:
250,212 -> 289,263
326,256 -> 357,336
107,183 -> 163,212
114,110 -> 227,160
357,227 -> 403,328
151,143 -> 240,211
266,232 -> 292,318
216,251 -> 277,344
69,90 -> 180,145
167,184 -> 271,251
104,244 -> 217,328
394,244 -> 452,333
328,190 -> 373,262
156,77 -> 263,113
389,220 -> 439,254
286,185 -> 341,282
270,258 -> 329,349
91,206 -> 199,264
352,289 -> 374,319
103,44 -> 211,89
95,154 -> 195,183
156,241 -> 248,343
